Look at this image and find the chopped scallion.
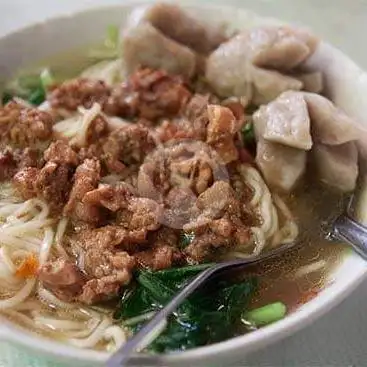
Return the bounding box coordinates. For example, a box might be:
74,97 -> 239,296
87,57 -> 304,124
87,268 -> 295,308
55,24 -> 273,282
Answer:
244,302 -> 286,326
89,24 -> 119,60
105,25 -> 119,49
179,232 -> 195,248
241,122 -> 255,145
40,68 -> 55,89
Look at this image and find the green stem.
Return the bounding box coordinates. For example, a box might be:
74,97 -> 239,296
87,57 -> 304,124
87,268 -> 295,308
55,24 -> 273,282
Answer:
244,302 -> 286,326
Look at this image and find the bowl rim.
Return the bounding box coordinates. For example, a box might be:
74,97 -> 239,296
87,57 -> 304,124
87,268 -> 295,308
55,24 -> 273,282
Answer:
0,1 -> 367,365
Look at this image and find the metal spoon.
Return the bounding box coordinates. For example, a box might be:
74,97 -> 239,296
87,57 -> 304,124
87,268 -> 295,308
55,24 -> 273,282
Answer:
107,211 -> 367,367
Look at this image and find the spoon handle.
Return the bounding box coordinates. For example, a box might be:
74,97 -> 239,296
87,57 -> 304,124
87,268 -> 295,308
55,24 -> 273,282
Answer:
332,214 -> 367,259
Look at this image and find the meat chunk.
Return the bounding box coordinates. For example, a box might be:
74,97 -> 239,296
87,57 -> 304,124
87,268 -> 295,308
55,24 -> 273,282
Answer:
65,226 -> 139,304
82,183 -> 133,212
185,93 -> 210,122
131,3 -> 226,54
48,78 -> 111,111
38,258 -> 85,302
0,146 -> 41,181
135,245 -> 180,270
44,140 -> 79,166
0,148 -> 17,181
127,197 -> 163,231
14,162 -> 72,209
0,101 -> 53,147
69,225 -> 146,252
122,22 -> 196,79
196,181 -> 240,219
16,148 -> 44,169
64,159 -> 102,224
135,227 -> 181,270
184,179 -> 253,254
205,25 -> 315,102
303,92 -> 362,145
35,162 -> 73,210
253,91 -> 312,150
256,139 -> 306,192
103,123 -> 155,167
13,167 -> 39,199
184,232 -> 229,263
311,142 -> 358,192
106,68 -> 191,120
206,105 -> 242,164
79,250 -> 135,304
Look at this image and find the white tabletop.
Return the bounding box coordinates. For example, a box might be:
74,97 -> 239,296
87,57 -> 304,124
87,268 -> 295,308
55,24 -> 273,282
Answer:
1,1 -> 367,366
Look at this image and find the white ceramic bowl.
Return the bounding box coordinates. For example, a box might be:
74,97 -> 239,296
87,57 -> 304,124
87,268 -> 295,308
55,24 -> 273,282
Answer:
0,2 -> 367,366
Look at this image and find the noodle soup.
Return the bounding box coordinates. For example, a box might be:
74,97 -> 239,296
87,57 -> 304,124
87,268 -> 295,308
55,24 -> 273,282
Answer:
0,2 -> 363,355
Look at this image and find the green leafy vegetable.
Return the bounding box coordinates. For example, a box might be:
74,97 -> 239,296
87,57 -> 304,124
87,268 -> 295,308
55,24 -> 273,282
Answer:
152,263 -> 213,286
1,91 -> 13,105
89,24 -> 120,59
105,25 -> 119,49
241,122 -> 255,145
179,232 -> 195,249
40,68 -> 55,89
244,302 -> 286,326
114,266 -> 257,353
28,87 -> 45,105
2,68 -> 54,106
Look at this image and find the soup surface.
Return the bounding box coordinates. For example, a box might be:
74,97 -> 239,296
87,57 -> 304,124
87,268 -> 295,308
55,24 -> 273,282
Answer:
0,2 -> 361,353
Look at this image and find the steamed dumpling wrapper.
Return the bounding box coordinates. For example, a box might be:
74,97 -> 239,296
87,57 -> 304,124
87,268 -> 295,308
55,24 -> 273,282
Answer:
253,90 -> 312,150
246,26 -> 318,70
122,3 -> 226,78
293,71 -> 323,94
129,2 -> 226,54
303,92 -> 362,145
256,139 -> 307,192
253,90 -> 363,192
122,22 -> 196,78
251,66 -> 303,105
206,25 -> 318,103
311,142 -> 358,192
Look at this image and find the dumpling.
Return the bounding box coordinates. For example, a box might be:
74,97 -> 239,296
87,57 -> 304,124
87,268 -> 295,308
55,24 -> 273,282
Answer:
251,67 -> 303,105
304,92 -> 362,145
206,33 -> 252,98
311,142 -> 358,192
256,139 -> 307,192
206,26 -> 317,102
294,71 -> 323,94
253,91 -> 312,150
122,22 -> 196,78
130,3 -> 226,54
248,26 -> 318,70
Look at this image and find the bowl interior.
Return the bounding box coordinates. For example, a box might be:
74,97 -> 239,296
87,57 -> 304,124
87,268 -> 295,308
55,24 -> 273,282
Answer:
0,2 -> 366,366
